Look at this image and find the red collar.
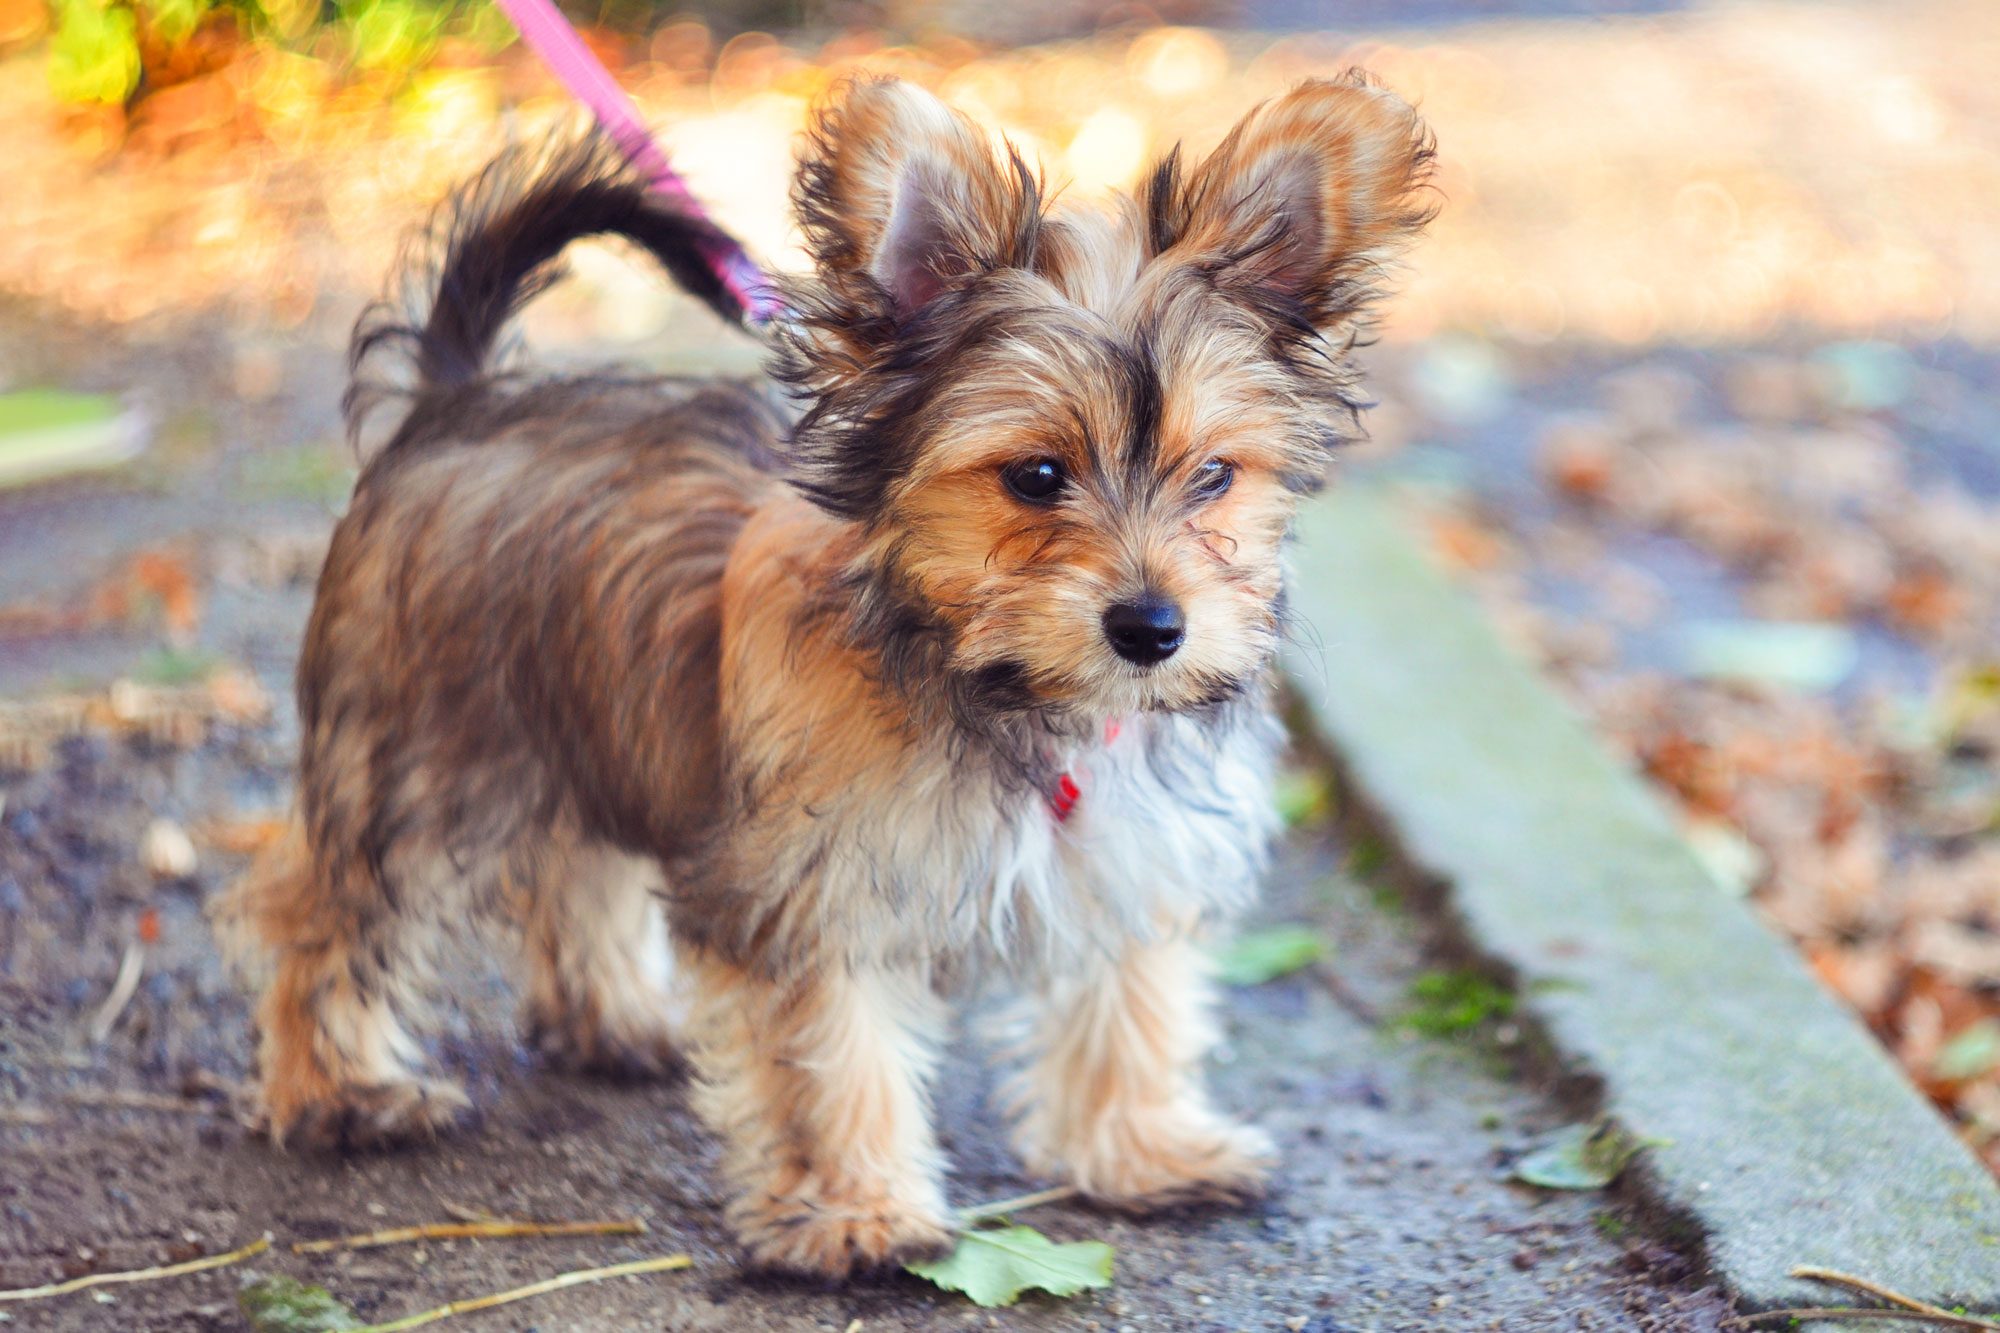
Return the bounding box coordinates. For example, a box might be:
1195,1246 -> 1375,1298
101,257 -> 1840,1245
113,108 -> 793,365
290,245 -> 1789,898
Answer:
1048,717 -> 1123,823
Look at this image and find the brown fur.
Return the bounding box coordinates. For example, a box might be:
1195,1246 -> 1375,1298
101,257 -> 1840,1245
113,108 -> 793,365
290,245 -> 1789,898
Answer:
215,74 -> 1434,1278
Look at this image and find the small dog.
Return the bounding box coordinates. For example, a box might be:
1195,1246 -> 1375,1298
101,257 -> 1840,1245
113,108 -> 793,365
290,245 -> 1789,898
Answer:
216,72 -> 1433,1278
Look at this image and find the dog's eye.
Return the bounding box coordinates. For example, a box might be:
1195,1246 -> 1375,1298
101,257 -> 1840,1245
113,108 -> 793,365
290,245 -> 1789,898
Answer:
1193,458 -> 1235,501
1002,458 -> 1067,504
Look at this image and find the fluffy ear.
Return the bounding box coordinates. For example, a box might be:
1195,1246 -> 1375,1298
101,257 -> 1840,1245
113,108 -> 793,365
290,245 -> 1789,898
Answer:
1143,74 -> 1435,328
793,77 -> 1041,320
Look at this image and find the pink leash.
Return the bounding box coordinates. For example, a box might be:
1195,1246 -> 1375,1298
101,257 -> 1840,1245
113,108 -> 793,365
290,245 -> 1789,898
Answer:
493,0 -> 783,327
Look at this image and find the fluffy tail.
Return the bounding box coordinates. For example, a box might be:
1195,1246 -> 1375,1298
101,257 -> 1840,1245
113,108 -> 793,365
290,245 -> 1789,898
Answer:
344,130 -> 751,447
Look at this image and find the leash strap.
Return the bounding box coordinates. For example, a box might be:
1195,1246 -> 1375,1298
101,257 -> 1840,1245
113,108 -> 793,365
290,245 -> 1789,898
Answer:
493,0 -> 783,327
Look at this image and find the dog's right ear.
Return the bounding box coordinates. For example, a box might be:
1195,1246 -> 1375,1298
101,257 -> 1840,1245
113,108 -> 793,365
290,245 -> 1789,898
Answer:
794,77 -> 1040,323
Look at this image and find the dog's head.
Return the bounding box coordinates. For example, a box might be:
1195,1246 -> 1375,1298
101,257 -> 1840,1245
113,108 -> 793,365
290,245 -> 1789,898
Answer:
777,74 -> 1434,723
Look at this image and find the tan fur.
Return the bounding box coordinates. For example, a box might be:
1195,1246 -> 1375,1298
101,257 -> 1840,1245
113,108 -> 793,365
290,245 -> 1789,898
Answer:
999,927 -> 1274,1207
518,839 -> 682,1078
220,73 -> 1434,1278
681,946 -> 954,1272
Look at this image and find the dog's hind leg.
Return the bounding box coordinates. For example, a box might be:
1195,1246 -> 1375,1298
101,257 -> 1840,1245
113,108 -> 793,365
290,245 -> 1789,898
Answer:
515,838 -> 682,1079
217,821 -> 469,1149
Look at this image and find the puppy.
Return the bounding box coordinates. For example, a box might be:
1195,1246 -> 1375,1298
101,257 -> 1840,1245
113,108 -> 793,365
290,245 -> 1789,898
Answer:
215,73 -> 1433,1278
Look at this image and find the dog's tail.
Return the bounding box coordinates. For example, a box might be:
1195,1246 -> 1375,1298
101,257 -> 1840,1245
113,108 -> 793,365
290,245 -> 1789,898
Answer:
344,130 -> 749,448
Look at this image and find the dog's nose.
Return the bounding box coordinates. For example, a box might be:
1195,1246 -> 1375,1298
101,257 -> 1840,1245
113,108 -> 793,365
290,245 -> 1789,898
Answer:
1103,597 -> 1186,666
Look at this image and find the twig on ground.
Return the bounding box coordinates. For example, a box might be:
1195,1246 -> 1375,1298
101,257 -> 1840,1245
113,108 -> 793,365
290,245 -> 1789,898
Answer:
1791,1268 -> 1997,1326
66,1088 -> 224,1115
1718,1267 -> 2000,1331
1724,1310 -> 1998,1329
181,1068 -> 246,1100
347,1253 -> 692,1332
438,1201 -> 514,1224
1312,961 -> 1382,1025
86,940 -> 144,1044
0,1235 -> 270,1303
956,1185 -> 1079,1224
294,1218 -> 647,1254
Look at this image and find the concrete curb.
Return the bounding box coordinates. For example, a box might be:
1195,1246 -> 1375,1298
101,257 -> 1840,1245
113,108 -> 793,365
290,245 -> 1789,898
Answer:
1283,484 -> 2000,1312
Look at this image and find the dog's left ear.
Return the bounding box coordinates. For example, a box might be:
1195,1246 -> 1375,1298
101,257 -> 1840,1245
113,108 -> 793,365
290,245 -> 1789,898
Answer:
795,76 -> 1040,322
1144,74 -> 1435,329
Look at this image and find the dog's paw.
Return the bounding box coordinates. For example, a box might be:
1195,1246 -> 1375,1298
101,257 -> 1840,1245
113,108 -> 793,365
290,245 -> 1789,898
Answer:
525,1004 -> 683,1082
258,1077 -> 470,1151
1062,1113 -> 1275,1213
735,1189 -> 955,1280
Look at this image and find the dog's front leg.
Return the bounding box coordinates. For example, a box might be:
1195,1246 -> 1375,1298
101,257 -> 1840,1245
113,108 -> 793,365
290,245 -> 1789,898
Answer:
680,945 -> 955,1277
1005,928 -> 1274,1211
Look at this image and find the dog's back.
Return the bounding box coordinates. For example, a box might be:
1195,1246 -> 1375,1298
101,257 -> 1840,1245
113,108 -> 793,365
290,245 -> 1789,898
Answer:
214,132 -> 784,1144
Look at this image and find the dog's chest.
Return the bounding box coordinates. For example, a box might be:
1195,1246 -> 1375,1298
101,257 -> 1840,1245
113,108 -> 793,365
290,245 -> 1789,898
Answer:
859,709 -> 1284,960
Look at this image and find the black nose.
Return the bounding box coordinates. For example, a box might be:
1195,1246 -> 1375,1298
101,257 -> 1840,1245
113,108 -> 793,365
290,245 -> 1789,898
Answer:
1103,597 -> 1186,666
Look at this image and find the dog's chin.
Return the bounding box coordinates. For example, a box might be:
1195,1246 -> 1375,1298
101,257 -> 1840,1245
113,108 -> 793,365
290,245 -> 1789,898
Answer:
1060,665 -> 1256,720
952,651 -> 1257,729
1136,673 -> 1254,716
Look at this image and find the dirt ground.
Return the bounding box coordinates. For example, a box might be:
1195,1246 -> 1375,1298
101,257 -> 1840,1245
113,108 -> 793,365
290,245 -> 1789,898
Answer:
0,306 -> 1737,1333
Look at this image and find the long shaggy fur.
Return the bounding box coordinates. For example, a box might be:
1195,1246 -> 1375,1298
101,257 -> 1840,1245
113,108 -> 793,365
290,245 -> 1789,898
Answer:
344,130 -> 756,450
216,72 -> 1436,1281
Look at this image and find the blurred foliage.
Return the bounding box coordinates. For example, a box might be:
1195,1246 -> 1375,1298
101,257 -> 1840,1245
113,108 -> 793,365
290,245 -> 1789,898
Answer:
47,0 -> 142,102
37,0 -> 508,102
33,0 -> 841,103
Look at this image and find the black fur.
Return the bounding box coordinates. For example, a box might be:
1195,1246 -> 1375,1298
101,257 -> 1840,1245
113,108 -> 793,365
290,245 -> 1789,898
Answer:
344,129 -> 754,450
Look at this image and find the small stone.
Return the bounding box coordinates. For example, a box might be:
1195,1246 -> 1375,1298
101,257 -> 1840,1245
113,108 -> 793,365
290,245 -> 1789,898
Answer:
141,818 -> 197,879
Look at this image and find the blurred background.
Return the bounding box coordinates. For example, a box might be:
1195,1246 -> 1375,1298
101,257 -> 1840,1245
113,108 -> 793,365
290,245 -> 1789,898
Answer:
1,0 -> 1997,1181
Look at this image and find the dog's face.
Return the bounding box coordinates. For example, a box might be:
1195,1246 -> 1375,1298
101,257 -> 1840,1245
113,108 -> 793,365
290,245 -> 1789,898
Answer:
777,76 -> 1434,721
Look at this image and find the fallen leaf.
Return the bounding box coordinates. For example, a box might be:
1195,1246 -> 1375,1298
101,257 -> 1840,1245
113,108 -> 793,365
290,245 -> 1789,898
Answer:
1512,1119 -> 1659,1191
1936,1020 -> 2000,1084
1682,620 -> 1857,693
1682,818 -> 1765,896
196,814 -> 288,854
237,1275 -> 362,1332
141,818 -> 198,879
0,389 -> 147,488
1212,927 -> 1327,987
1273,769 -> 1333,828
904,1225 -> 1113,1308
1427,510 -> 1506,572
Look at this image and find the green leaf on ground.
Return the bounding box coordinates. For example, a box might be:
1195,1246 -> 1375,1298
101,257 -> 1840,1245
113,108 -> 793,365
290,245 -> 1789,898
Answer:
239,1276 -> 363,1332
1401,969 -> 1514,1037
0,389 -> 145,488
1213,926 -> 1328,986
1513,1119 -> 1661,1191
131,647 -> 221,686
1683,818 -> 1766,897
1937,1020 -> 2000,1082
1274,768 -> 1333,827
905,1225 -> 1113,1307
1682,620 -> 1857,693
